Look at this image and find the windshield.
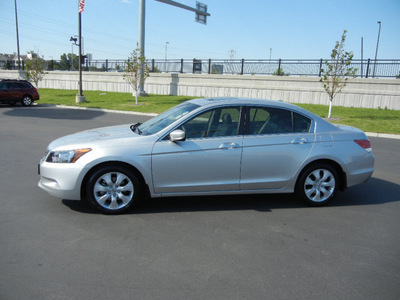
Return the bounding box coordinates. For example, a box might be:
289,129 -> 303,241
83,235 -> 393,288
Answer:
139,102 -> 200,136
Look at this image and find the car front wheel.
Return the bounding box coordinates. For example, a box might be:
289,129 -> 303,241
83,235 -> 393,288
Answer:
296,163 -> 338,206
21,96 -> 33,106
86,165 -> 142,214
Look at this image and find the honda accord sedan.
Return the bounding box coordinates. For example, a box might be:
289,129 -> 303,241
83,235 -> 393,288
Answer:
38,98 -> 374,214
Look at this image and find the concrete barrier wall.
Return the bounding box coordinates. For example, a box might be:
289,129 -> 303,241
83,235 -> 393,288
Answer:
2,70 -> 399,110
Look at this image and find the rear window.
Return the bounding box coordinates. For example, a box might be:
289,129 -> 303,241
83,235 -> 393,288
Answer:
21,82 -> 32,88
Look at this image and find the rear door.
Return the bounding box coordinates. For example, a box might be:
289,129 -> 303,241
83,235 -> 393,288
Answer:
240,106 -> 315,190
9,82 -> 23,100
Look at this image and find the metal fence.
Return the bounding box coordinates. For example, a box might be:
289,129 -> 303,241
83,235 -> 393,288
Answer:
2,58 -> 399,78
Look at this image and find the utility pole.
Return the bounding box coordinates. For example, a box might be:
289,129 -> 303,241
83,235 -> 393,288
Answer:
137,0 -> 210,94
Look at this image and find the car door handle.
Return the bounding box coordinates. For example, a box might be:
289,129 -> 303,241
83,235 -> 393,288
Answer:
219,142 -> 240,149
291,138 -> 309,144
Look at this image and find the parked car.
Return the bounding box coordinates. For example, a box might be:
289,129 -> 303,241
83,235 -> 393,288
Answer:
0,79 -> 40,106
38,97 -> 374,214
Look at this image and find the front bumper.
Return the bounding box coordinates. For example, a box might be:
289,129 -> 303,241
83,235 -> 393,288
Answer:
38,160 -> 84,200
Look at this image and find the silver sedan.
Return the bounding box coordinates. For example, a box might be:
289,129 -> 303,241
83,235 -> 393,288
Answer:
38,98 -> 374,214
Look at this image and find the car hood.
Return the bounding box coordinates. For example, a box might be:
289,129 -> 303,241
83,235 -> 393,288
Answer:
48,124 -> 142,150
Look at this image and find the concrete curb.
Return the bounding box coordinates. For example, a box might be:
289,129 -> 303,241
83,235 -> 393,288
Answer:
50,104 -> 158,117
366,132 -> 400,140
40,104 -> 400,140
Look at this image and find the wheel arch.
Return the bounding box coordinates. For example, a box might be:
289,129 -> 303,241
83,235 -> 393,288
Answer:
80,161 -> 148,199
297,159 -> 347,191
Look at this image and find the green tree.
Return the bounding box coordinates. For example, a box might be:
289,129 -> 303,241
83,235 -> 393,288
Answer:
320,30 -> 357,119
2,60 -> 14,70
24,52 -> 47,87
59,53 -> 79,71
123,44 -> 150,105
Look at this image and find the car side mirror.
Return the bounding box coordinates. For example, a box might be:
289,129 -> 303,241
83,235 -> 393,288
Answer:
170,129 -> 186,142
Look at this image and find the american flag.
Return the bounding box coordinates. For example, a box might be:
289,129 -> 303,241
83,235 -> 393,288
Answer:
79,0 -> 85,13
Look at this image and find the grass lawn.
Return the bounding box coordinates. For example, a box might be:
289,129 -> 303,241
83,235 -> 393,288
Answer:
38,88 -> 400,135
39,89 -> 195,114
296,104 -> 400,135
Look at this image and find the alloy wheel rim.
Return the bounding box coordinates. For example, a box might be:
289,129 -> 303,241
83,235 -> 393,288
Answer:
23,97 -> 32,105
93,172 -> 134,210
304,169 -> 335,202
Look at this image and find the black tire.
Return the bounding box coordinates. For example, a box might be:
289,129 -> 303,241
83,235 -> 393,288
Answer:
21,95 -> 33,106
296,163 -> 339,206
86,165 -> 143,214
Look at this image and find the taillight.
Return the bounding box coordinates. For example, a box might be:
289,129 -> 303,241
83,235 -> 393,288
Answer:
354,139 -> 372,152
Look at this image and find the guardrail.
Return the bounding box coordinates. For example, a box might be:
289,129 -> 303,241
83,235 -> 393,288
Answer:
1,58 -> 399,78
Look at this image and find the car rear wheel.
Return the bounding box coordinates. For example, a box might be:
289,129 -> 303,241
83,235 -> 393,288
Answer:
296,163 -> 338,206
21,96 -> 33,106
86,165 -> 142,214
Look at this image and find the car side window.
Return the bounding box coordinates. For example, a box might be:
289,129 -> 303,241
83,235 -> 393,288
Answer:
293,112 -> 311,132
10,82 -> 21,89
248,107 -> 293,135
177,107 -> 241,139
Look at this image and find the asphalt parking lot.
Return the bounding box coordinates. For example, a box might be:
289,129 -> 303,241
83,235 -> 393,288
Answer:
1,105 -> 399,300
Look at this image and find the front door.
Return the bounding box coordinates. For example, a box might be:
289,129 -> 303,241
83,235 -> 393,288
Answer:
152,106 -> 243,195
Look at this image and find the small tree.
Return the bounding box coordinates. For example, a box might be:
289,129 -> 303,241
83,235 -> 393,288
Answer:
320,30 -> 357,118
123,44 -> 150,105
25,52 -> 46,87
273,68 -> 289,76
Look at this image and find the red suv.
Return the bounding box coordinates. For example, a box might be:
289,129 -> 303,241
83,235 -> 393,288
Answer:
0,79 -> 40,106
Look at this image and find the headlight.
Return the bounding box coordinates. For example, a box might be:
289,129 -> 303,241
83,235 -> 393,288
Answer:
46,148 -> 92,163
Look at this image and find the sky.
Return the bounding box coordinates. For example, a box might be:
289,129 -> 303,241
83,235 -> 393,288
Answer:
1,0 -> 399,61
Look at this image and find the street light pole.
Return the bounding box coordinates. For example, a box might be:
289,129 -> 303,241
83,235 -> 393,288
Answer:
138,0 -> 146,95
14,0 -> 21,70
373,21 -> 381,78
137,0 -> 210,93
361,37 -> 364,78
165,41 -> 169,72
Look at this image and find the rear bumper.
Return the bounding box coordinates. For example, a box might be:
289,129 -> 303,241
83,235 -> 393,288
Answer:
347,168 -> 374,188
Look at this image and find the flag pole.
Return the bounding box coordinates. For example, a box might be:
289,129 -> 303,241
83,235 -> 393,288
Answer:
76,0 -> 85,103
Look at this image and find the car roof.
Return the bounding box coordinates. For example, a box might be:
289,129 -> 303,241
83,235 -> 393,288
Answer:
0,79 -> 31,84
1,79 -> 29,81
189,97 -> 309,112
